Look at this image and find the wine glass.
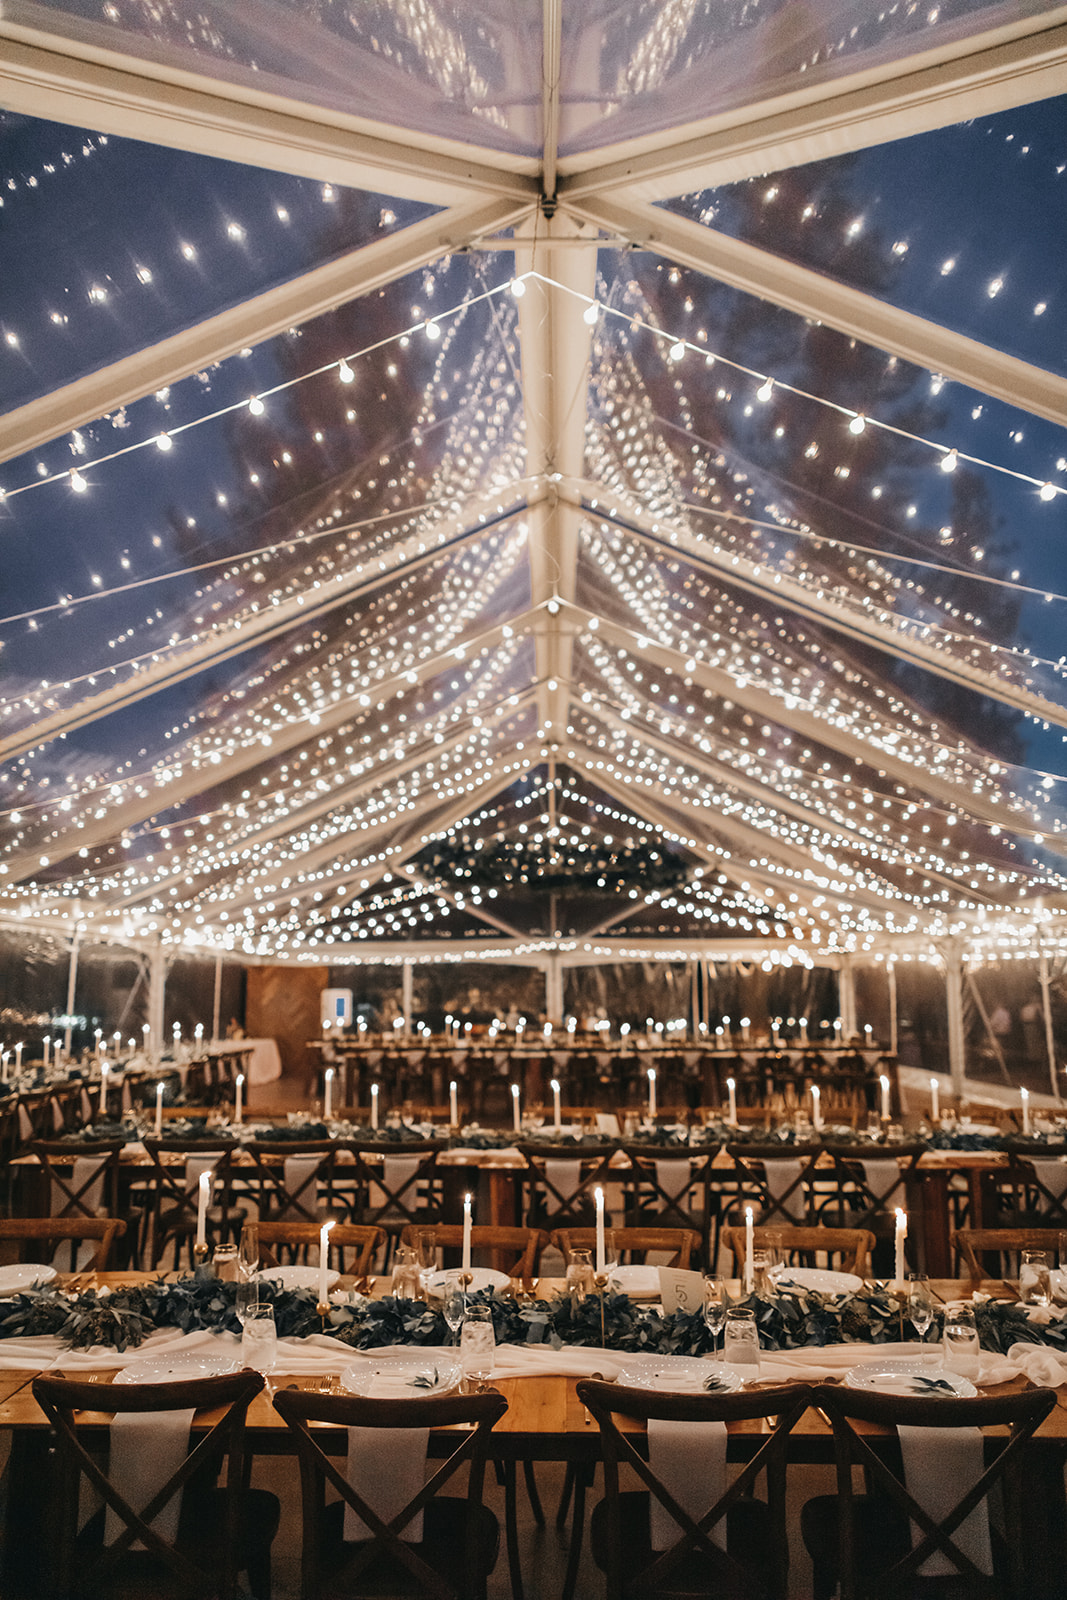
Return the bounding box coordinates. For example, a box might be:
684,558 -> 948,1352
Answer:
907,1273 -> 935,1349
413,1229 -> 437,1299
442,1271 -> 466,1346
235,1221 -> 260,1326
703,1275 -> 728,1358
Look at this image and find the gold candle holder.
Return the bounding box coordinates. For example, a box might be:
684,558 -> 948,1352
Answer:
316,1300 -> 330,1325
594,1271 -> 609,1347
193,1242 -> 209,1266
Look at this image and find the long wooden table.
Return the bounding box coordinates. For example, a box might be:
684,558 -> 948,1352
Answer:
1,1274 -> 1066,1598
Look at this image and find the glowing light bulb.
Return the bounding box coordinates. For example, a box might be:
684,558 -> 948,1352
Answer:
155,433 -> 173,451
248,396 -> 265,415
338,360 -> 354,383
849,414 -> 866,434
669,340 -> 685,362
940,449 -> 958,473
1039,482 -> 1057,502
757,378 -> 773,402
510,278 -> 526,298
425,320 -> 441,340
70,470 -> 88,493
583,302 -> 599,325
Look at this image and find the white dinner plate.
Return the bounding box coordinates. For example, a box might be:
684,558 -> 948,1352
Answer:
0,1264 -> 57,1294
615,1354 -> 742,1394
844,1358 -> 977,1397
114,1354 -> 241,1385
256,1265 -> 340,1294
427,1267 -> 510,1294
340,1355 -> 461,1397
607,1265 -> 661,1299
775,1267 -> 862,1295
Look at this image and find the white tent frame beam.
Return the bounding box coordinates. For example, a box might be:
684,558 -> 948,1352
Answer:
566,199 -> 1067,431
575,487 -> 1067,733
0,488 -> 531,765
0,22 -> 540,204
568,602 -> 1047,842
0,195 -> 534,469
558,8 -> 1067,202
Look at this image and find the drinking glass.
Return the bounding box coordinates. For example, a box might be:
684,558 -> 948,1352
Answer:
241,1304 -> 277,1373
565,1248 -> 594,1305
413,1229 -> 437,1299
907,1273 -> 935,1346
459,1303 -> 495,1390
212,1244 -> 239,1282
722,1306 -> 760,1373
703,1275 -> 728,1357
390,1244 -> 420,1300
443,1272 -> 466,1346
942,1304 -> 980,1378
1019,1250 -> 1051,1306
235,1221 -> 260,1325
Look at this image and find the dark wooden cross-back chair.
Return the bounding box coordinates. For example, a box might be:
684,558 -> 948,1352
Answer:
722,1223 -> 875,1278
256,1220 -> 385,1275
31,1139 -> 125,1220
399,1222 -> 548,1280
140,1141 -> 245,1268
577,1378 -> 813,1600
238,1140 -> 348,1226
32,1368 -> 279,1600
516,1142 -> 618,1230
273,1385 -> 508,1600
724,1142 -> 825,1227
621,1145 -> 715,1254
0,1215 -> 125,1273
345,1140 -> 446,1249
999,1141 -> 1067,1226
551,1226 -> 701,1270
802,1381 -> 1057,1600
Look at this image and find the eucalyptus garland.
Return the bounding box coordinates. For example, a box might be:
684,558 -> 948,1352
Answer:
2,1275 -> 1065,1359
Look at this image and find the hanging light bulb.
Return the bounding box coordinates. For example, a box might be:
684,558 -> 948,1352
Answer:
155,433 -> 173,451
583,302 -> 599,325
338,359 -> 354,383
940,448 -> 958,472
757,378 -> 774,402
248,396 -> 265,415
1039,482 -> 1058,502
848,413 -> 866,434
69,470 -> 87,493
510,278 -> 526,298
669,340 -> 685,362
425,320 -> 441,340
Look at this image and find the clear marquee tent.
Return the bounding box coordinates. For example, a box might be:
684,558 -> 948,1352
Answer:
0,0 -> 1066,1095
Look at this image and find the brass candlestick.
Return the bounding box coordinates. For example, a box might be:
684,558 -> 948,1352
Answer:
194,1242 -> 209,1265
316,1299 -> 330,1327
594,1271 -> 609,1347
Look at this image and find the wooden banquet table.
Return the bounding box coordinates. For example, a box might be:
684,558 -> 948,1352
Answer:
1,1274 -> 1067,1598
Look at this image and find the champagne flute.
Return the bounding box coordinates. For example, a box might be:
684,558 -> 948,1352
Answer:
443,1271 -> 465,1347
235,1220 -> 260,1326
908,1274 -> 935,1352
703,1275 -> 728,1359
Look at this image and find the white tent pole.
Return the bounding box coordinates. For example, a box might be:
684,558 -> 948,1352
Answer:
545,955 -> 564,1025
839,956 -> 857,1039
944,942 -> 967,1100
211,955 -> 223,1044
888,962 -> 898,1059
401,964 -> 414,1040
1038,949 -> 1061,1102
147,938 -> 166,1057
63,935 -> 79,1055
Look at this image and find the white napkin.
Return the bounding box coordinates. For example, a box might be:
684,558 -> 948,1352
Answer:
1027,1158 -> 1067,1206
897,1425 -> 993,1577
596,1113 -> 621,1136
282,1154 -> 323,1220
184,1154 -> 223,1199
859,1159 -> 901,1202
51,1155 -> 108,1270
648,1395 -> 727,1552
653,1159 -> 691,1204
544,1160 -> 583,1212
381,1156 -> 420,1207
17,1103 -> 33,1141
762,1159 -> 806,1222
344,1385 -> 428,1542
104,1408 -> 194,1548
79,1088 -> 94,1123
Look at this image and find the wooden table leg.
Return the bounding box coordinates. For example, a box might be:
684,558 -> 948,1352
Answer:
500,1460 -> 525,1600
561,1461 -> 594,1600
918,1170 -> 952,1276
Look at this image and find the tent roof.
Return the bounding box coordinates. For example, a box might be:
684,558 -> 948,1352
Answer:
1,1 -> 1066,973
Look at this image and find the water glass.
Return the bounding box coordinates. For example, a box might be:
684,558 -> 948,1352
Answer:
241,1303 -> 277,1373
1020,1250 -> 1051,1305
703,1276 -> 728,1356
212,1244 -> 239,1282
390,1244 -> 420,1300
565,1248 -> 594,1305
722,1306 -> 760,1373
459,1304 -> 495,1389
942,1304 -> 980,1378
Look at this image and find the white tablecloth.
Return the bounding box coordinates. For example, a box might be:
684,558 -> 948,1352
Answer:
1,1329 -> 1065,1388
213,1039 -> 281,1085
